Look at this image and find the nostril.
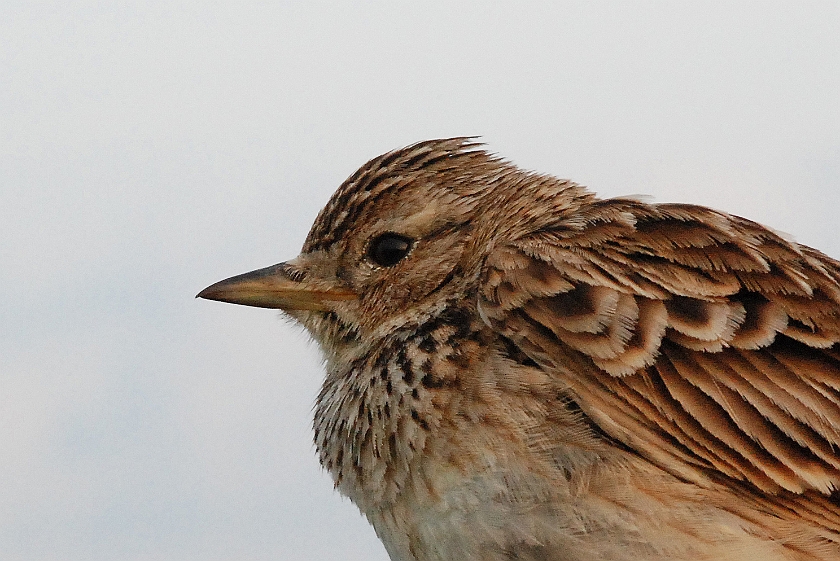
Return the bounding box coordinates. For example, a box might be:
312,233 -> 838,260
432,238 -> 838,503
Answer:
281,262 -> 307,282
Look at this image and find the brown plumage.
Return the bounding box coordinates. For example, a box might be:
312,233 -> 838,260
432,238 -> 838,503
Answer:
199,138 -> 840,560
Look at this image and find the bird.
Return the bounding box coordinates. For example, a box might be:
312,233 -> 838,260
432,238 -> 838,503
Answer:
198,138 -> 840,561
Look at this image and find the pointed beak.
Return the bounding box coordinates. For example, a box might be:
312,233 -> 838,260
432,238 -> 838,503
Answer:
197,263 -> 355,311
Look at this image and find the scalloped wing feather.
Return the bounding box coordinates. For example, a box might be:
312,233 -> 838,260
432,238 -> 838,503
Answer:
479,199 -> 840,507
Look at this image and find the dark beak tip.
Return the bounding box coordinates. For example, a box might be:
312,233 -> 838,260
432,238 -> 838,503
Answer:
195,262 -> 353,310
195,284 -> 216,301
196,281 -> 233,303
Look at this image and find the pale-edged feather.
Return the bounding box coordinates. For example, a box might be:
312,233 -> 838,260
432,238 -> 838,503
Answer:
479,198 -> 840,524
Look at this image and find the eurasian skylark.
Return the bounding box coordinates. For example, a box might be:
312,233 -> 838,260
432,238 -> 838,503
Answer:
199,139 -> 840,561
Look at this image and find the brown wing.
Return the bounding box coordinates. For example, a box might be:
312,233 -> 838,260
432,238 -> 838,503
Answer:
479,198 -> 840,502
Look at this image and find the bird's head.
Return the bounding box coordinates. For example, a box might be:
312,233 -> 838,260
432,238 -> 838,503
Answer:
198,138 -> 590,365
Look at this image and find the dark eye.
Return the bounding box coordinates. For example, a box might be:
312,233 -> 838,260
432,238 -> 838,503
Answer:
367,233 -> 413,267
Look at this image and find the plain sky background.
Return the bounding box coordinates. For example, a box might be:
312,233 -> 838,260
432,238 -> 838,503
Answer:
2,2 -> 840,560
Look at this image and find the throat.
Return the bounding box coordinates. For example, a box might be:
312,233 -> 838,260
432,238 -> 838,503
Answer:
312,306 -> 482,511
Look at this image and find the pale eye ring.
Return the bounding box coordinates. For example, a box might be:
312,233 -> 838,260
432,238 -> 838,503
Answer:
367,233 -> 414,267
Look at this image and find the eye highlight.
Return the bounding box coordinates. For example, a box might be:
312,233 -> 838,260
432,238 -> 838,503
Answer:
367,233 -> 414,267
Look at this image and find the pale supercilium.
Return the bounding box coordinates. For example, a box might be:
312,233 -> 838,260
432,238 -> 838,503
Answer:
200,139 -> 840,561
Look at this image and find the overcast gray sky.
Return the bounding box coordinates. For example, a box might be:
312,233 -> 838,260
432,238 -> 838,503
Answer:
2,2 -> 839,560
